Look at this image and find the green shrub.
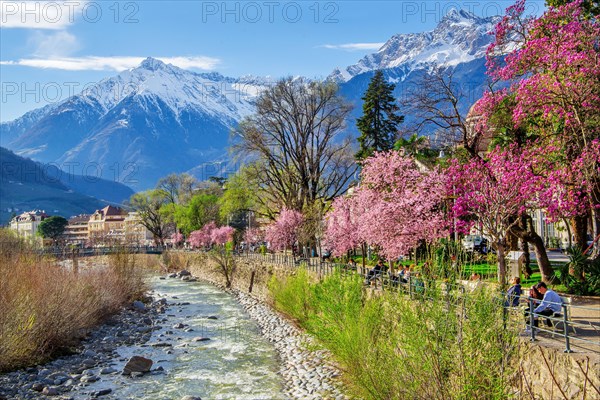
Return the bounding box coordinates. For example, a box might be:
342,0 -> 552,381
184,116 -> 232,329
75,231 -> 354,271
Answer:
268,268 -> 313,323
559,247 -> 600,296
269,269 -> 520,399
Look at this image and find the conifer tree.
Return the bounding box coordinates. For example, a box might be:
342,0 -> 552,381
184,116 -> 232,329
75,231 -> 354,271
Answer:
355,70 -> 404,160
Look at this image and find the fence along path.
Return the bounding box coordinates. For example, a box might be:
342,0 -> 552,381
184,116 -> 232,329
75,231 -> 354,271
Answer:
237,252 -> 600,355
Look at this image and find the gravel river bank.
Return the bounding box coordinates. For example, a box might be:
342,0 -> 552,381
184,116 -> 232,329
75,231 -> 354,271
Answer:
0,272 -> 348,400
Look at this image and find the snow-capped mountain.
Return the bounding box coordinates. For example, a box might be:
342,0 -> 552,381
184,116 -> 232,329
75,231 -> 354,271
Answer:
1,57 -> 265,189
1,9 -> 500,191
333,9 -> 500,140
331,9 -> 499,83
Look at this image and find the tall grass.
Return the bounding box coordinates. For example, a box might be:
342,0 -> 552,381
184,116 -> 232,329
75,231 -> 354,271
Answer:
0,230 -> 147,372
269,269 -> 521,399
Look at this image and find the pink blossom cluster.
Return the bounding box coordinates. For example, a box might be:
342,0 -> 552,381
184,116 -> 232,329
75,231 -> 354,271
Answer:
323,194 -> 363,256
243,227 -> 264,245
485,0 -> 600,134
211,225 -> 235,245
536,140 -> 600,221
447,145 -> 541,242
171,232 -> 184,245
188,221 -> 234,248
324,152 -> 448,260
264,208 -> 304,251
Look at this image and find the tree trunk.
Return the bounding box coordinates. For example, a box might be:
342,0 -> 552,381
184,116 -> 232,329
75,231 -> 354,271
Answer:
563,218 -> 572,251
497,242 -> 507,286
530,235 -> 554,283
591,208 -> 600,258
361,243 -> 367,274
519,239 -> 532,279
571,215 -> 588,251
509,214 -> 554,283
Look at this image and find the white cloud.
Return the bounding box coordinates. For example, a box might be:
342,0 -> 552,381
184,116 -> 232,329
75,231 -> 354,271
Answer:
0,1 -> 85,30
320,42 -> 384,51
29,30 -> 80,57
0,55 -> 221,71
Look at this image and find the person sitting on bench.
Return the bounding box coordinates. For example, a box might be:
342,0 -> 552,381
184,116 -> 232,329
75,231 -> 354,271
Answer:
532,282 -> 562,327
365,259 -> 386,285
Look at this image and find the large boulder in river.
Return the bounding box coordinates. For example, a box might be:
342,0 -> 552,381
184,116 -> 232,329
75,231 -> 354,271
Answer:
178,270 -> 191,277
122,356 -> 153,375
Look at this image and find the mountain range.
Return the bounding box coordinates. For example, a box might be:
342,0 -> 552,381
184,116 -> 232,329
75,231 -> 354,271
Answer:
0,147 -> 134,224
1,9 -> 499,193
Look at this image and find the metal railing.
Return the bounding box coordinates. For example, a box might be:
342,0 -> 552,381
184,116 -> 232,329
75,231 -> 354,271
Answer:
517,297 -> 600,354
32,246 -> 166,258
234,253 -> 600,354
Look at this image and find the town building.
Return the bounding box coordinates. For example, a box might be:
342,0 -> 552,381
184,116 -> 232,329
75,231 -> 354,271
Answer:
9,210 -> 48,240
63,214 -> 90,245
124,212 -> 155,246
87,205 -> 127,245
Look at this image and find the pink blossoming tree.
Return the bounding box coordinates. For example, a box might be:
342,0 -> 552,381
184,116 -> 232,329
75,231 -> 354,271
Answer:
324,152 -> 448,263
324,194 -> 363,256
447,145 -> 546,284
243,227 -> 264,249
188,221 -> 217,248
211,225 -> 235,246
356,152 -> 448,261
171,232 -> 184,247
265,208 -> 304,252
480,0 -> 600,252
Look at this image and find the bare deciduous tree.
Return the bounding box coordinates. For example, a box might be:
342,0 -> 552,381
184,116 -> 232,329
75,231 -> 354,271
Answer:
233,77 -> 357,217
401,66 -> 484,157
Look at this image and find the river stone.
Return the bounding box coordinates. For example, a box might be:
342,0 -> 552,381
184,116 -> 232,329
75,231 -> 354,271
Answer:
132,301 -> 146,311
123,356 -> 153,375
181,396 -> 202,400
192,337 -> 211,342
47,372 -> 69,380
206,316 -> 218,320
42,386 -> 58,396
93,388 -> 112,397
31,382 -> 44,392
100,367 -> 117,375
178,270 -> 191,277
80,375 -> 99,383
82,359 -> 96,368
82,349 -> 97,358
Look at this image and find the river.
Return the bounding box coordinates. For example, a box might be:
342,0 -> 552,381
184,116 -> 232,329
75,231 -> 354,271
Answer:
75,277 -> 286,399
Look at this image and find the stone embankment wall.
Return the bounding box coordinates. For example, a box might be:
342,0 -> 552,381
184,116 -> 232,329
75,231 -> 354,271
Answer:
182,253 -> 296,303
176,252 -> 600,400
516,343 -> 599,400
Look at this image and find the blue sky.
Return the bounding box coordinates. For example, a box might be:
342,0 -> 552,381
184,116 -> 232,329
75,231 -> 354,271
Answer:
0,0 -> 546,121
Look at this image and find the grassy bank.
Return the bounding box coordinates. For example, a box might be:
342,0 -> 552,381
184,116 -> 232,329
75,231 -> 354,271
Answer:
0,230 -> 149,372
269,269 -> 522,399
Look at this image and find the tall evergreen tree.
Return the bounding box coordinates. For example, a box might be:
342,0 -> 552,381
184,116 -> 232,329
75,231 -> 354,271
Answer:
355,70 -> 404,160
37,216 -> 68,242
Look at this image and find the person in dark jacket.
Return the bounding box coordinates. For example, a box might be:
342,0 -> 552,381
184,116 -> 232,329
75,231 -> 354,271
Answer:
505,276 -> 523,307
365,259 -> 386,285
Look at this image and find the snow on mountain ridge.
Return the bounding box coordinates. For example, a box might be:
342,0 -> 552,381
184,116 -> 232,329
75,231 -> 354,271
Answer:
330,9 -> 500,82
70,57 -> 259,126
